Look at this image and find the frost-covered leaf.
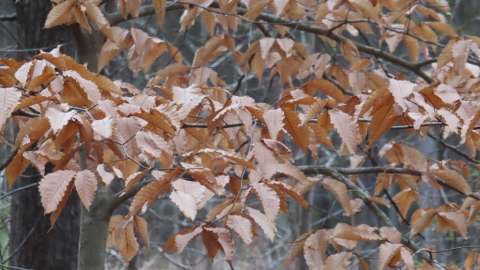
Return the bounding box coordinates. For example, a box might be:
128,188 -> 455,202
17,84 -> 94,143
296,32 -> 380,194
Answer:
45,107 -> 76,134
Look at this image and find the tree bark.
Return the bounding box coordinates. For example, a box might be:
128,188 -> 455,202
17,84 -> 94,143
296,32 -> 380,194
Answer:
77,187 -> 114,270
9,1 -> 79,269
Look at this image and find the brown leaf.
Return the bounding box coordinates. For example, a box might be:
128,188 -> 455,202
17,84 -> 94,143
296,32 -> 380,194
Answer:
129,168 -> 181,216
45,107 -> 76,134
302,79 -> 347,102
252,182 -> 280,221
133,216 -> 150,248
410,208 -> 437,236
437,211 -> 468,238
244,0 -> 270,20
74,170 -> 98,210
378,242 -> 402,270
170,179 -> 214,220
431,169 -> 471,195
39,170 -> 76,214
164,226 -> 203,253
5,152 -> 29,186
0,87 -> 22,131
226,215 -> 253,244
201,229 -> 222,259
333,223 -> 382,241
303,230 -> 331,268
122,222 -> 140,262
203,227 -> 235,261
263,109 -> 284,140
282,107 -> 309,151
247,207 -> 276,240
44,0 -> 75,28
322,178 -> 353,216
329,109 -> 359,154
392,188 -> 418,219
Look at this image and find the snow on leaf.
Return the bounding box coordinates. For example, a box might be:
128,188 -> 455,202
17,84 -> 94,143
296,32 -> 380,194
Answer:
39,170 -> 76,214
170,179 -> 214,220
164,226 -> 203,253
0,87 -> 22,131
437,108 -> 459,138
92,117 -> 113,139
435,84 -> 460,104
252,182 -> 280,221
14,62 -> 33,87
259,38 -> 276,60
263,108 -> 284,140
274,0 -> 289,16
97,164 -> 115,186
329,109 -> 359,154
170,189 -> 198,220
247,207 -> 276,240
136,130 -> 171,158
74,170 -> 98,210
388,79 -> 415,112
226,215 -> 253,244
45,107 -> 76,134
63,70 -> 102,102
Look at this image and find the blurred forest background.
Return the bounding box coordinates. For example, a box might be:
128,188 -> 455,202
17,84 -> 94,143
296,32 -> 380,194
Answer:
0,0 -> 479,269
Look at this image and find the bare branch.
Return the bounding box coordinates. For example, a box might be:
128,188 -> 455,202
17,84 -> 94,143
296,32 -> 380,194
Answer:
0,13 -> 16,21
108,2 -> 433,83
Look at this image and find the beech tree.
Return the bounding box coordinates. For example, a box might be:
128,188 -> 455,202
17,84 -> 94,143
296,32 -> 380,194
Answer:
2,0 -> 480,269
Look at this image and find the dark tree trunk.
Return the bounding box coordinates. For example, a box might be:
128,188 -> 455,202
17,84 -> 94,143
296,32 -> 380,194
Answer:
9,1 -> 80,269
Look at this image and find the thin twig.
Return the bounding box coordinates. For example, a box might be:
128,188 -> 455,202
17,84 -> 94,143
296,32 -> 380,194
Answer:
0,183 -> 38,200
427,132 -> 479,164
